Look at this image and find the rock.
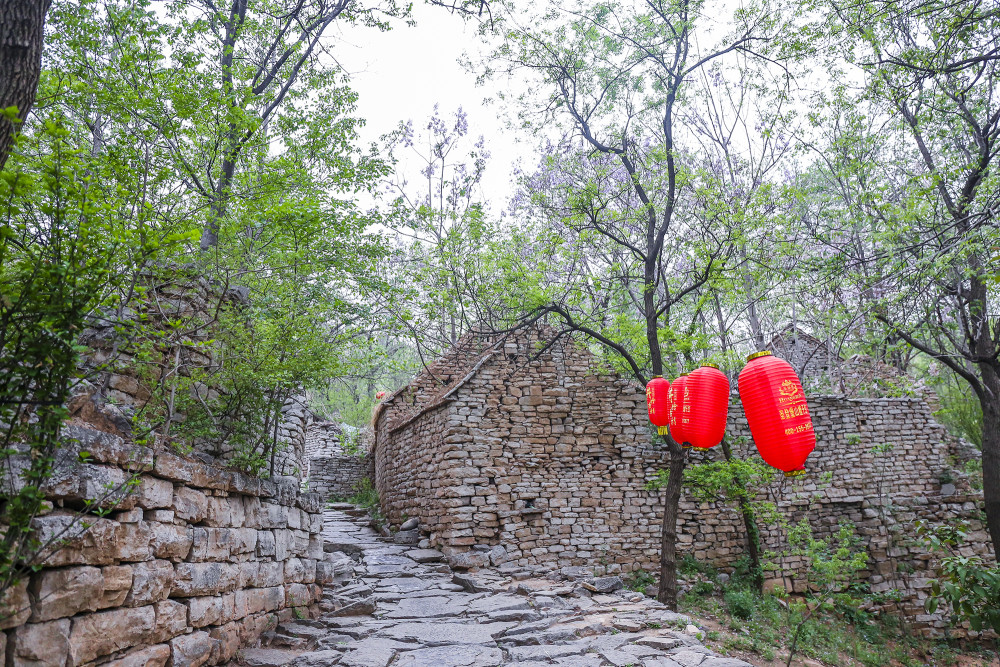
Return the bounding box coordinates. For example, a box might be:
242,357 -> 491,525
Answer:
488,545 -> 508,566
68,605 -> 156,664
393,644 -> 504,666
635,636 -> 683,651
581,576 -> 624,593
125,560 -> 174,606
453,573 -> 492,593
8,618 -> 72,666
559,566 -> 594,580
150,522 -> 194,561
29,565 -> 104,621
242,648 -> 300,667
400,517 -> 419,531
941,483 -> 957,496
330,597 -> 377,616
405,549 -> 445,563
684,624 -> 702,636
170,630 -> 215,667
292,650 -> 346,667
173,486 -> 208,523
103,644 -> 172,667
448,551 -> 489,570
377,621 -> 514,646
393,529 -> 421,545
0,579 -> 29,629
612,617 -> 644,632
716,573 -> 730,585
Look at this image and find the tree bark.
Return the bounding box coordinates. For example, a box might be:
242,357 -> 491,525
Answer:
0,0 -> 51,171
657,441 -> 687,608
979,362 -> 1000,559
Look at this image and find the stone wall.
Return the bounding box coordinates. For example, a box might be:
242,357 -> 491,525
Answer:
0,418 -> 334,665
373,327 -> 990,635
77,269 -> 307,479
303,420 -> 373,500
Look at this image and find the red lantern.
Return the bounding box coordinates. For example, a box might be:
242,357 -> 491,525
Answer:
738,351 -> 815,476
645,376 -> 671,435
669,374 -> 690,447
686,364 -> 730,449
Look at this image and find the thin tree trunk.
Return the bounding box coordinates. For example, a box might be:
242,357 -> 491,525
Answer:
657,441 -> 687,608
721,437 -> 763,593
0,0 -> 52,171
979,363 -> 1000,558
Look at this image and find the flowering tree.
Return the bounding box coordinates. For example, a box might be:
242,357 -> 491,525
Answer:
805,0 -> 1000,554
487,0 -> 800,607
385,105 -> 494,355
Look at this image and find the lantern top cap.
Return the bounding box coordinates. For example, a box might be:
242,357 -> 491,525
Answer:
679,372 -> 689,376
651,375 -> 663,379
746,351 -> 773,362
700,363 -> 720,369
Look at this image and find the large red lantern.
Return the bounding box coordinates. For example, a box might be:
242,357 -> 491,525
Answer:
738,351 -> 815,476
685,364 -> 730,449
669,374 -> 690,447
645,376 -> 671,435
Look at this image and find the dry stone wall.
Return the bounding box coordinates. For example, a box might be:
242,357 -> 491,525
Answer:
303,421 -> 373,500
77,270 -> 307,479
373,327 -> 990,635
0,417 -> 334,666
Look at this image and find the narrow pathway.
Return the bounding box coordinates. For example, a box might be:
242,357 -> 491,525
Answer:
238,508 -> 759,667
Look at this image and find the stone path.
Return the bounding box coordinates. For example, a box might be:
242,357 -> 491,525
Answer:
236,508 -> 759,667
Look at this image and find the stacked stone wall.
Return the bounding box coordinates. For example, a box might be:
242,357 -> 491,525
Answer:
303,421 -> 373,500
77,270 -> 307,478
373,327 -> 990,635
0,419 -> 333,666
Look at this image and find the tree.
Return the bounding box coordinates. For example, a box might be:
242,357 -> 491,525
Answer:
0,0 -> 52,170
385,105 -> 492,354
487,0 -> 798,608
811,0 -> 1000,554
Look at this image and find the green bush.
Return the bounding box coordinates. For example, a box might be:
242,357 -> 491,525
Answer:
724,588 -> 756,620
933,373 -> 983,447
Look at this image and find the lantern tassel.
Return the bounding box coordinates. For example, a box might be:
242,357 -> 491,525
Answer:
657,426 -> 669,436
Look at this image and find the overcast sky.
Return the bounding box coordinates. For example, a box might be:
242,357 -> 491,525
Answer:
328,7 -> 530,212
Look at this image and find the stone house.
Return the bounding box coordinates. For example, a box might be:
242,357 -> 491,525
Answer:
372,325 -> 990,634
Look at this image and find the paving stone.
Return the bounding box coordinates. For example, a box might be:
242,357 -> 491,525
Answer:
506,642 -> 590,661
384,595 -> 468,619
376,621 -> 512,646
241,648 -> 300,667
393,644 -> 504,666
404,549 -> 445,563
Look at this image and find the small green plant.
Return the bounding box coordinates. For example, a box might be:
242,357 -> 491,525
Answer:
624,569 -> 656,595
723,588 -> 756,620
964,458 -> 983,490
919,520 -> 1000,634
691,580 -> 715,596
347,478 -> 385,527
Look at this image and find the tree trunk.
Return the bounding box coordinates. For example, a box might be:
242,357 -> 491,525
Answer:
721,438 -> 763,593
657,441 -> 687,608
979,362 -> 1000,559
0,0 -> 51,171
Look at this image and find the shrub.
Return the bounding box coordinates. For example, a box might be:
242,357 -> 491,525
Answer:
724,588 -> 756,620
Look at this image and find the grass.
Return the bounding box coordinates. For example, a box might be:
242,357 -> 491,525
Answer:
677,573 -> 998,667
345,477 -> 385,528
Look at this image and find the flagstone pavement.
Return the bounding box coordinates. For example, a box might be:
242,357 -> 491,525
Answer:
233,507 -> 759,667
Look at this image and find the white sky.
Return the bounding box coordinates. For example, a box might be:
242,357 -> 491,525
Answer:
327,6 -> 531,212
